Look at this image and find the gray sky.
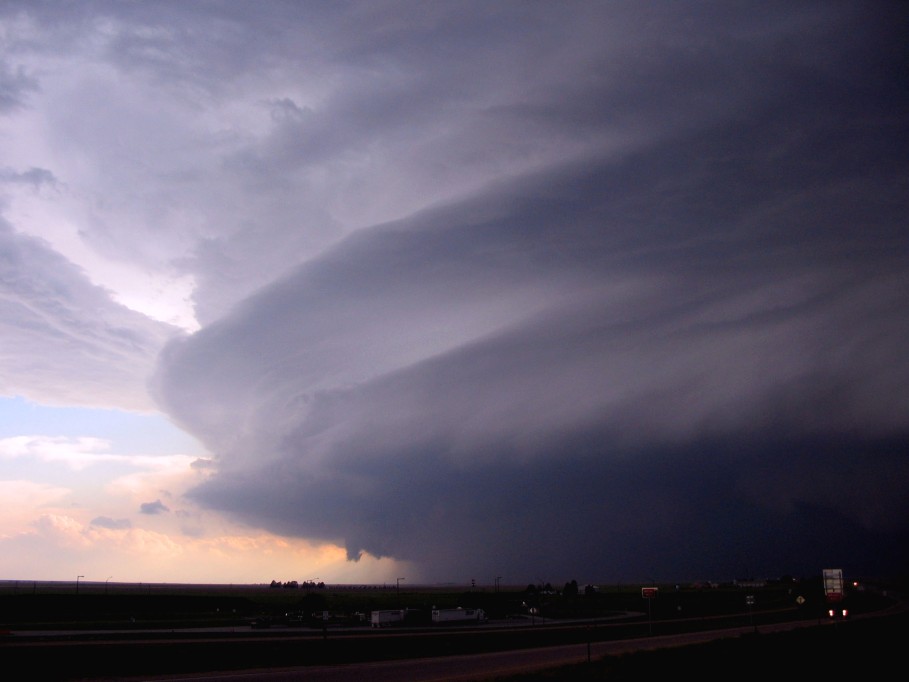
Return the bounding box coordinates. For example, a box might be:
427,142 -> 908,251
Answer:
2,1 -> 908,586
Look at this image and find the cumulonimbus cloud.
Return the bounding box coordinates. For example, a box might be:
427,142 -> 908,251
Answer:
153,122 -> 909,582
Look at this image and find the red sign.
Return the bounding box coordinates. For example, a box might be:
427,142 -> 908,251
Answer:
641,587 -> 658,599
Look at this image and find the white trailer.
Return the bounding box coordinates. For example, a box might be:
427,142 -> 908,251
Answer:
431,607 -> 487,624
370,609 -> 405,628
823,568 -> 849,619
823,568 -> 844,602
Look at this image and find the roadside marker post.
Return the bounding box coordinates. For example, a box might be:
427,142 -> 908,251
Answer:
642,586 -> 658,635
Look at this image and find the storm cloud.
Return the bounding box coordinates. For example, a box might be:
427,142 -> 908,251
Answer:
4,0 -> 905,584
153,0 -> 909,583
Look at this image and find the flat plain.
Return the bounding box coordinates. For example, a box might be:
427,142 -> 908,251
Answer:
1,576 -> 904,680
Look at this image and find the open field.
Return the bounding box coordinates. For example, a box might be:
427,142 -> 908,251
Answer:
1,575 -> 905,680
2,574 -> 894,628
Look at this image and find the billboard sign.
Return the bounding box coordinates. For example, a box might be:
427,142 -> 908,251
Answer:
641,587 -> 658,599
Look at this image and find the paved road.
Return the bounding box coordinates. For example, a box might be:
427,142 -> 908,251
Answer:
111,617 -> 856,681
10,596 -> 905,681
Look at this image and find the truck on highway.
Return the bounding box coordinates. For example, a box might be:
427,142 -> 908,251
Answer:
370,609 -> 406,628
823,568 -> 849,619
431,607 -> 487,624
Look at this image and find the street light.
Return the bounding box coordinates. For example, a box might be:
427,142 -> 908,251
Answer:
105,576 -> 113,594
495,576 -> 502,593
76,575 -> 84,595
396,577 -> 405,600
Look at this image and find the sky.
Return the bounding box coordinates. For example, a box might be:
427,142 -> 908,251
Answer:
1,1 -> 908,588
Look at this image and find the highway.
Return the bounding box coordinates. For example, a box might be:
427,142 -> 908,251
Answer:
4,591 -> 905,681
22,597 -> 904,681
120,621 -> 822,681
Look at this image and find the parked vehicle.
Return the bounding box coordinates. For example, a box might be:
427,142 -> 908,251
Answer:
370,609 -> 406,627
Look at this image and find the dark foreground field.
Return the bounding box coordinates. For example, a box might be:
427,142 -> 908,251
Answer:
485,609 -> 908,681
2,609 -> 905,681
1,577 -> 904,680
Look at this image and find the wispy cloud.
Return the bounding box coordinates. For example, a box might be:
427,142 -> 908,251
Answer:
0,221 -> 179,410
90,516 -> 131,530
0,61 -> 38,113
